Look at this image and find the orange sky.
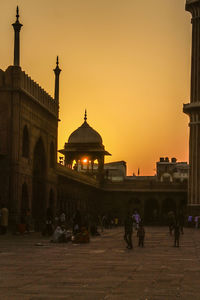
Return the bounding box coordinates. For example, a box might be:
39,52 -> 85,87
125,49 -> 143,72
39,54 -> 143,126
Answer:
0,0 -> 191,175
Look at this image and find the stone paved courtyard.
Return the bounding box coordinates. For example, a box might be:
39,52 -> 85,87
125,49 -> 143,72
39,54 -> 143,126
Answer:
0,227 -> 200,300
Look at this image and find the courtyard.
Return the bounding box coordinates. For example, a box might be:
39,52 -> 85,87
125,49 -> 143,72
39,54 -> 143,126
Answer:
0,227 -> 200,300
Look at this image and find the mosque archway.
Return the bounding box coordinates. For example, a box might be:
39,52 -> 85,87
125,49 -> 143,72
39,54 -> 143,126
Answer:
162,198 -> 176,224
144,198 -> 159,224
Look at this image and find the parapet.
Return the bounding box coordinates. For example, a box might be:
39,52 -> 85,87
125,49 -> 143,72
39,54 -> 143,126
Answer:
2,66 -> 58,117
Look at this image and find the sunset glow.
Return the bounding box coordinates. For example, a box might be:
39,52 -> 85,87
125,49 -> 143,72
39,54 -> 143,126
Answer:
0,0 -> 191,175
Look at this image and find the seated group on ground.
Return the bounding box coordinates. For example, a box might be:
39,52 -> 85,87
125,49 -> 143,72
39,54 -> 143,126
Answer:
50,209 -> 93,244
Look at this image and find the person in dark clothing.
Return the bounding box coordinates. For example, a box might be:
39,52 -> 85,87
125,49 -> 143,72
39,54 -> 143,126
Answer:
73,209 -> 82,234
43,207 -> 53,236
124,213 -> 133,249
178,212 -> 184,234
174,223 -> 180,247
137,223 -> 145,247
168,211 -> 175,235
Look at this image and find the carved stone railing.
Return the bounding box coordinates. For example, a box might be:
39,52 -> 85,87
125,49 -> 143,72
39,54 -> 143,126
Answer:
0,66 -> 58,117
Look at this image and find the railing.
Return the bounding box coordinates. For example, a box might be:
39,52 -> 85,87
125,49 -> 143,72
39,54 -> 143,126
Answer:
20,70 -> 57,116
1,66 -> 58,117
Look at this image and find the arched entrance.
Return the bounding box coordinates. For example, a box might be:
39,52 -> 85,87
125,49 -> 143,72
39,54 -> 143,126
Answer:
32,137 -> 46,230
144,198 -> 159,224
162,198 -> 176,224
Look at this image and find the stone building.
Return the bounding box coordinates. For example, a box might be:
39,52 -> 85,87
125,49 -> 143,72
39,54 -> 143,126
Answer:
156,157 -> 189,183
184,0 -> 200,214
0,8 -> 59,227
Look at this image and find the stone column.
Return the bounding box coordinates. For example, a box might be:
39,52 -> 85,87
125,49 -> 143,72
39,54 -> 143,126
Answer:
184,1 -> 200,213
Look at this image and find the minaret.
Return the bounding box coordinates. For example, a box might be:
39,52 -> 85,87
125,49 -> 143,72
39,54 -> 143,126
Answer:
84,109 -> 87,122
12,6 -> 23,66
53,56 -> 61,103
184,0 -> 200,213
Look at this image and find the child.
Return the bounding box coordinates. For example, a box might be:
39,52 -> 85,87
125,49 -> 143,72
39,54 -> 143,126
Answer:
137,223 -> 145,247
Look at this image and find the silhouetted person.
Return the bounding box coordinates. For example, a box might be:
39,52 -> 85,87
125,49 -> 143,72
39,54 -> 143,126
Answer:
73,209 -> 82,234
124,213 -> 133,249
168,211 -> 175,235
188,215 -> 193,227
43,207 -> 53,236
137,223 -> 145,247
178,212 -> 184,234
174,223 -> 180,247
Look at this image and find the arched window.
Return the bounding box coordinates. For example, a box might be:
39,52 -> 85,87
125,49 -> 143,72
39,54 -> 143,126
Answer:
22,126 -> 29,158
50,142 -> 55,168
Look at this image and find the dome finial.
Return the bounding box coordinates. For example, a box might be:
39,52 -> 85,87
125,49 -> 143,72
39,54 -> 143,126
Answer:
16,6 -> 19,21
84,109 -> 87,122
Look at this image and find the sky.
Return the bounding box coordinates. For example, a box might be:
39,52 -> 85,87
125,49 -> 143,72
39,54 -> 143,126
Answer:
0,0 -> 192,175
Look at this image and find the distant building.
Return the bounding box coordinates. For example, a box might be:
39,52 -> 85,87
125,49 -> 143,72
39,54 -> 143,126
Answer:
156,157 -> 189,183
104,161 -> 126,182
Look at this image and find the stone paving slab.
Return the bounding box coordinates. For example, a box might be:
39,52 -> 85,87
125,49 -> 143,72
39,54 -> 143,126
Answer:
0,227 -> 200,299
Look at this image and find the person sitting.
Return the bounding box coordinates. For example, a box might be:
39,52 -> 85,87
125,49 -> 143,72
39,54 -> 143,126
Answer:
51,225 -> 72,243
72,227 -> 90,243
51,226 -> 63,243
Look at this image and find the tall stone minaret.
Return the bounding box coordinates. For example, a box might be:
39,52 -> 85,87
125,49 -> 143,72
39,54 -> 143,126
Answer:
184,0 -> 200,213
53,56 -> 61,117
12,6 -> 23,66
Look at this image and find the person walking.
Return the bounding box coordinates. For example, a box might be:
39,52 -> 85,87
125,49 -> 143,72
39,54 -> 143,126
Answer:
1,204 -> 9,234
174,222 -> 180,247
168,211 -> 175,235
124,212 -> 133,249
194,216 -> 199,229
137,223 -> 145,247
178,211 -> 184,234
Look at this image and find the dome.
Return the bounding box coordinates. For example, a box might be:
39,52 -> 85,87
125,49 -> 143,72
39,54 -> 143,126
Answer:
68,121 -> 103,144
59,111 -> 111,158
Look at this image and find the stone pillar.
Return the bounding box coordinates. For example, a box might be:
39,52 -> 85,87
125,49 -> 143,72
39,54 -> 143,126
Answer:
98,155 -> 105,183
183,1 -> 200,213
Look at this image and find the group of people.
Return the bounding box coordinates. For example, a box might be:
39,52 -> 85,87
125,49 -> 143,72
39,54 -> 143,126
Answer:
50,209 -> 90,244
188,215 -> 200,228
124,211 -> 145,249
124,210 -> 186,249
1,204 -> 197,250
